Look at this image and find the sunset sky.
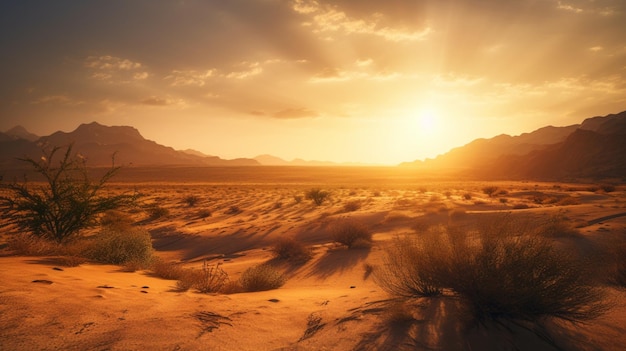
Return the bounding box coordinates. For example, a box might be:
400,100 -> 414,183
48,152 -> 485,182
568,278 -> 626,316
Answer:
1,0 -> 625,164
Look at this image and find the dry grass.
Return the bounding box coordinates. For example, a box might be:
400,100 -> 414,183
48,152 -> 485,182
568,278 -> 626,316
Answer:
272,237 -> 312,263
176,261 -> 230,293
376,216 -> 608,324
240,264 -> 285,292
86,227 -> 154,268
329,219 -> 372,248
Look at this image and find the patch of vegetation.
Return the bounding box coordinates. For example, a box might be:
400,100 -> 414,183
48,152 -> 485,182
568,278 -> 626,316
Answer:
183,195 -> 201,207
272,237 -> 312,263
375,216 -> 607,325
330,220 -> 373,248
86,227 -> 154,268
305,188 -> 330,206
240,264 -> 285,292
482,186 -> 499,197
176,261 -> 230,293
343,200 -> 362,212
146,204 -> 170,220
225,205 -> 242,215
151,259 -> 187,280
0,144 -> 135,243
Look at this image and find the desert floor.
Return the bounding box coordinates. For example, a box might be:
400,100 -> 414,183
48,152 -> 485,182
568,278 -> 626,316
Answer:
1,166 -> 626,350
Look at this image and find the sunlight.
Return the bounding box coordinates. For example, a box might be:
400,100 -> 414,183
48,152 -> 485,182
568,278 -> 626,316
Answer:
417,107 -> 439,136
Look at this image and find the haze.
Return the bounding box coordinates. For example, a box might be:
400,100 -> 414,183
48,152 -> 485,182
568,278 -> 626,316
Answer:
1,0 -> 625,164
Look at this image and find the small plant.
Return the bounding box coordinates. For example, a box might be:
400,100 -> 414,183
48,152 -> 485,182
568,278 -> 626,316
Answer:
147,204 -> 169,220
240,264 -> 285,292
195,261 -> 230,293
151,259 -> 187,280
463,193 -> 472,200
272,237 -> 312,263
86,227 -> 154,268
330,220 -> 372,248
225,205 -> 242,215
600,184 -> 616,193
482,186 -> 499,197
293,195 -> 303,203
343,200 -> 362,212
305,188 -> 330,206
183,195 -> 201,207
197,208 -> 212,218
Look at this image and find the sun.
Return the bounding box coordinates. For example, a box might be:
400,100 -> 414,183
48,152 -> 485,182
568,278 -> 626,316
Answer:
418,107 -> 439,135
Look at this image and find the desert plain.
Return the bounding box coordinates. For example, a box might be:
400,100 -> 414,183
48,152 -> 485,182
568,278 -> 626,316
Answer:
1,166 -> 626,351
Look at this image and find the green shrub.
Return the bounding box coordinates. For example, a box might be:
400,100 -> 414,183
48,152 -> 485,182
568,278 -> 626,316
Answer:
240,264 -> 285,292
0,144 -> 135,243
87,227 -> 154,268
330,220 -> 372,248
305,188 -> 330,206
272,237 -> 312,263
376,217 -> 607,324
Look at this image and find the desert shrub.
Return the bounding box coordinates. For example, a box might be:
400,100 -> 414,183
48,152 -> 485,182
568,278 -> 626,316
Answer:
0,144 -> 135,243
183,195 -> 201,207
194,262 -> 230,293
7,233 -> 62,256
463,193 -> 472,200
330,220 -> 372,248
272,237 -> 312,263
225,205 -> 242,215
86,227 -> 154,268
482,186 -> 499,197
100,210 -> 134,230
376,217 -> 607,324
305,188 -> 330,206
499,198 -> 508,204
293,195 -> 303,203
146,204 -> 169,219
151,259 -> 187,280
343,200 -> 362,212
240,264 -> 285,292
536,212 -> 579,238
196,209 -> 212,218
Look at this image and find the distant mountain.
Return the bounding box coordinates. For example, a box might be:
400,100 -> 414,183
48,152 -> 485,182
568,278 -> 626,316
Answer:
254,154 -> 374,167
402,110 -> 626,180
0,122 -> 259,168
4,125 -> 39,141
181,149 -> 214,158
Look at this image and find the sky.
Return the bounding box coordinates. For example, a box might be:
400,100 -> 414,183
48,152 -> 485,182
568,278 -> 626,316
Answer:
1,0 -> 625,165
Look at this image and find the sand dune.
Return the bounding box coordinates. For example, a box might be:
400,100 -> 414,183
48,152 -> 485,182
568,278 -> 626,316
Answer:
2,175 -> 626,350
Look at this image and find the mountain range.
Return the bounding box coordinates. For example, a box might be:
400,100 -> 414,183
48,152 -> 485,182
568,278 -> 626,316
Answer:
401,110 -> 626,180
1,110 -> 625,180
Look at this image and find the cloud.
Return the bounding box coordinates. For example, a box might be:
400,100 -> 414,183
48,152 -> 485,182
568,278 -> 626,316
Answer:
291,0 -> 431,42
165,69 -> 215,87
309,59 -> 400,83
272,107 -> 319,119
85,55 -> 142,70
140,96 -> 186,108
31,95 -> 84,106
85,55 -> 147,83
225,62 -> 263,79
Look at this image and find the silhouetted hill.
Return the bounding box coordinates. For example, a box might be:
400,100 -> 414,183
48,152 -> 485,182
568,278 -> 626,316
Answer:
0,122 -> 259,168
402,110 -> 626,180
5,126 -> 39,141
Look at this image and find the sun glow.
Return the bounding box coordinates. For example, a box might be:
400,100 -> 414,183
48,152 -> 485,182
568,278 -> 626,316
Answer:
418,107 -> 439,135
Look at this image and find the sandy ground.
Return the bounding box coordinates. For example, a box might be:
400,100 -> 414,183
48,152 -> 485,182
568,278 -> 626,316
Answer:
1,169 -> 626,350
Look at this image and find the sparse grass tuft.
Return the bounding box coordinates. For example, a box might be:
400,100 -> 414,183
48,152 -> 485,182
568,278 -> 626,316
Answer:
240,264 -> 285,292
86,227 -> 154,268
376,216 -> 608,324
272,237 -> 312,263
175,261 -> 230,293
183,195 -> 201,207
305,188 -> 330,206
147,204 -> 169,220
151,259 -> 187,280
330,220 -> 372,248
343,200 -> 362,212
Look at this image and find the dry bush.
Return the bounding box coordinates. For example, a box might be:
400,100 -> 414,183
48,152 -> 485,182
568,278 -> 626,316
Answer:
196,209 -> 212,218
343,200 -> 362,212
146,204 -> 169,220
86,227 -> 154,268
272,237 -> 312,263
240,264 -> 285,292
376,216 -> 607,324
305,188 -> 330,206
463,193 -> 473,200
100,210 -> 134,230
600,184 -> 616,193
482,186 -> 499,197
176,261 -> 230,293
183,195 -> 200,207
194,262 -> 230,293
536,212 -> 580,238
7,233 -> 61,256
151,259 -> 187,280
225,205 -> 242,215
330,220 -> 372,248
